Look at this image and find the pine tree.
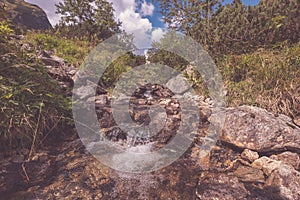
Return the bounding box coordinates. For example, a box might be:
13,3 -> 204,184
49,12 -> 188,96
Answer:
155,0 -> 300,56
56,0 -> 121,41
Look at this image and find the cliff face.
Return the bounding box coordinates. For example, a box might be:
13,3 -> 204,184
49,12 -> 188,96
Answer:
1,0 -> 52,31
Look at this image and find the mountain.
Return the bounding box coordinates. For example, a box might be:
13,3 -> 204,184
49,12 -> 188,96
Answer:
0,0 -> 52,32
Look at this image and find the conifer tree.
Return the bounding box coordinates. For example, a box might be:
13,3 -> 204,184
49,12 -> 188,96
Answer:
56,0 -> 121,41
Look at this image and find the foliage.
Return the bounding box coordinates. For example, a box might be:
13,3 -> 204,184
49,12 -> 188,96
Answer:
0,29 -> 72,155
26,32 -> 91,65
100,52 -> 146,88
55,0 -> 121,41
148,32 -> 189,72
155,0 -> 300,56
0,20 -> 14,43
148,28 -> 299,118
0,64 -> 72,152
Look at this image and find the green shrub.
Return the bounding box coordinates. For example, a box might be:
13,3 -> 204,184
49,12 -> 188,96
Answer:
0,21 -> 14,43
26,32 -> 91,65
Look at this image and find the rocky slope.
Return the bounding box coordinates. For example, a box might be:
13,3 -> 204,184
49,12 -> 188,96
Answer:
1,40 -> 300,199
0,0 -> 52,31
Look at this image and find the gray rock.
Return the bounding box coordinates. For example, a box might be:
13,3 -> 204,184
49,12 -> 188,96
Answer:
270,152 -> 300,170
251,156 -> 282,176
166,75 -> 191,94
265,164 -> 300,200
233,165 -> 265,183
197,173 -> 248,200
39,55 -> 66,67
75,84 -> 95,100
241,149 -> 259,163
221,106 -> 300,152
2,0 -> 52,31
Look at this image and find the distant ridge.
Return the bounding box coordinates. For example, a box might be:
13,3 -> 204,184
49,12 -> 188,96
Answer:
0,0 -> 52,32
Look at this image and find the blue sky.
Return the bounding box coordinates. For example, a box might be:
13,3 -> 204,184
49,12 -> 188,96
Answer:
25,0 -> 260,48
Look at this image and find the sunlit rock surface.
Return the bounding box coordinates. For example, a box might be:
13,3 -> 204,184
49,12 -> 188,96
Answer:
1,0 -> 52,32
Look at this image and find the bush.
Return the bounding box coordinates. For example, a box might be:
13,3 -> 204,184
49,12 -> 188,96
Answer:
0,21 -> 14,43
26,32 -> 91,65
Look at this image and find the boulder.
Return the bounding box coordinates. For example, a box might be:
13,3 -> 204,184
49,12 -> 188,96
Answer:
270,152 -> 300,170
265,164 -> 300,200
251,156 -> 282,176
1,0 -> 52,32
166,75 -> 191,94
197,173 -> 248,200
233,165 -> 265,183
221,106 -> 300,152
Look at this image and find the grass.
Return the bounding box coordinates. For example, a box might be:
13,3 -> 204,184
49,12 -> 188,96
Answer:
217,42 -> 300,118
26,32 -> 91,66
0,27 -> 73,156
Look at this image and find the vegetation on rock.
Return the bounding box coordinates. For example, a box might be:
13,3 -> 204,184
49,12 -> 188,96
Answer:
0,26 -> 71,155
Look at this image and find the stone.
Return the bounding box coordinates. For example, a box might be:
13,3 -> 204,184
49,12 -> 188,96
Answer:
95,95 -> 108,105
182,91 -> 204,102
221,106 -> 300,152
75,81 -> 96,100
294,116 -> 300,127
38,50 -> 52,58
152,85 -> 174,98
166,75 -> 191,94
87,95 -> 108,106
270,152 -> 300,170
241,149 -> 259,163
265,164 -> 300,200
102,126 -> 126,142
233,165 -> 265,183
251,156 -> 282,176
68,69 -> 77,76
2,0 -> 52,31
40,56 -> 65,67
20,43 -> 32,51
10,154 -> 24,163
196,173 -> 248,200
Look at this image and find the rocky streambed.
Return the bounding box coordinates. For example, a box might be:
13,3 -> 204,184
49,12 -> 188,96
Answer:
1,50 -> 300,199
1,89 -> 300,199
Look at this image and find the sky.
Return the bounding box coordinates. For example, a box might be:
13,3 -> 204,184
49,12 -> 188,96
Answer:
24,0 -> 260,49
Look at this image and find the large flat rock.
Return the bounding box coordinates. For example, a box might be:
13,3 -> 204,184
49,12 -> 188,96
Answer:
221,106 -> 300,152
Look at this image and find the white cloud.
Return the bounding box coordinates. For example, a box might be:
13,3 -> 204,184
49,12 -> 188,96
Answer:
151,28 -> 166,43
108,0 -> 155,49
140,0 -> 155,16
